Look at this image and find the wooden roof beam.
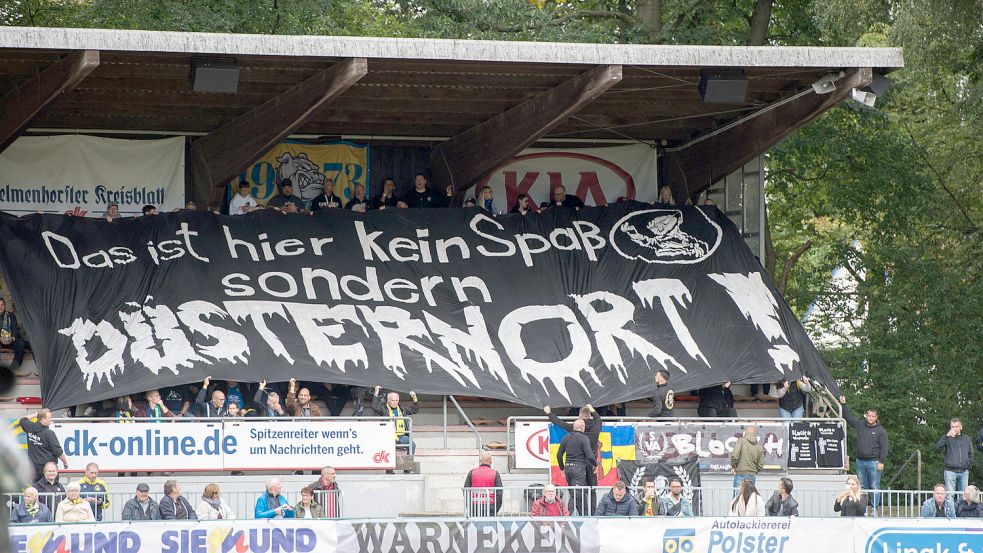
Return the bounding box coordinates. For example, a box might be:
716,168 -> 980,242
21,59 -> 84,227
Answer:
430,64 -> 622,202
0,50 -> 99,152
190,57 -> 367,204
661,68 -> 873,201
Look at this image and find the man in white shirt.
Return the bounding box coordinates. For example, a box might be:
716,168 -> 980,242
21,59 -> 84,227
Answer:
229,181 -> 258,215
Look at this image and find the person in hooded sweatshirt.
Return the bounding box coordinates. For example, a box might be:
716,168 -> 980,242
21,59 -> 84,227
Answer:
730,425 -> 765,492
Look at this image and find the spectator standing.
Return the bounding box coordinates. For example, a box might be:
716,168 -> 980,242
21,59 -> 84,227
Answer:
647,370 -> 674,418
141,205 -> 158,216
121,483 -> 161,521
464,452 -> 502,517
229,181 -> 258,215
195,377 -> 227,417
765,477 -> 799,516
285,378 -> 322,417
555,418 -> 597,515
105,202 -> 121,222
662,478 -> 694,517
833,475 -> 866,517
223,380 -> 248,409
253,380 -> 287,418
75,463 -> 110,521
159,480 -> 197,520
639,480 -> 665,516
136,389 -> 178,420
776,377 -> 812,419
545,404 -> 601,504
729,479 -> 765,517
346,184 -> 369,212
530,484 -> 569,517
509,194 -> 535,215
9,487 -> 52,524
310,179 -> 344,211
956,485 -> 983,518
33,462 -> 65,513
656,186 -> 674,205
920,483 -> 956,518
268,180 -> 305,212
475,186 -> 497,213
546,185 -> 585,210
310,466 -> 341,518
596,482 -> 639,516
54,483 -> 94,523
371,178 -> 399,210
295,486 -> 324,519
730,426 -> 765,491
839,397 -> 888,515
19,409 -> 68,479
402,173 -> 446,208
313,383 -> 353,417
160,385 -> 192,417
0,298 -> 28,371
936,418 -> 973,492
195,483 -> 234,520
697,382 -> 736,418
372,386 -> 419,459
255,479 -> 294,519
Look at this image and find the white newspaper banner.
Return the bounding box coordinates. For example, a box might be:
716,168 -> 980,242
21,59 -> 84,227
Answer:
477,145 -> 658,209
224,419 -> 396,470
9,520 -> 337,553
514,420 -> 550,469
51,419 -> 396,471
0,135 -> 185,216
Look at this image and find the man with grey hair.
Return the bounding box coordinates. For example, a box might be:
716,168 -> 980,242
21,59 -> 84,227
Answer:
464,451 -> 502,517
531,484 -> 569,517
9,486 -> 52,523
121,483 -> 161,521
254,380 -> 287,418
372,386 -> 419,471
255,478 -> 294,519
730,425 -> 764,492
159,480 -> 196,520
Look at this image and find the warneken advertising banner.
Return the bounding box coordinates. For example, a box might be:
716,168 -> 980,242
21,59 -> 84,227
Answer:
0,204 -> 836,409
9,518 -> 983,553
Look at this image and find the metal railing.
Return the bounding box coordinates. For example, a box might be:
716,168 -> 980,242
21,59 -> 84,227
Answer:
884,450 -> 922,491
460,485 -> 956,519
5,488 -> 344,523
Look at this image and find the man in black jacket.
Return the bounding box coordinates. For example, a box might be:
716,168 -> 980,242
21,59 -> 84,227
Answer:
697,382 -> 737,418
0,298 -> 29,370
545,185 -> 586,210
556,418 -> 597,515
19,409 -> 68,479
195,376 -> 227,417
546,404 -> 601,506
158,480 -> 197,520
839,397 -> 889,515
648,370 -> 675,418
33,462 -> 65,513
936,418 -> 973,492
765,477 -> 800,516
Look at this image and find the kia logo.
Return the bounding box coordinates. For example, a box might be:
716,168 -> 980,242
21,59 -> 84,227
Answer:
479,152 -> 638,208
525,429 -> 549,462
372,450 -> 391,464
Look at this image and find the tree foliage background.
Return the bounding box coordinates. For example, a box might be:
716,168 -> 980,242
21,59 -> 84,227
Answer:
2,0 -> 981,488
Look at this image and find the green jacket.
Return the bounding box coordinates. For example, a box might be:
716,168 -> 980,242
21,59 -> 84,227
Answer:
730,435 -> 765,475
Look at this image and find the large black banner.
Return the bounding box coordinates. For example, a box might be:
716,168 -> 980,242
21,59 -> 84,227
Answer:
0,204 -> 836,409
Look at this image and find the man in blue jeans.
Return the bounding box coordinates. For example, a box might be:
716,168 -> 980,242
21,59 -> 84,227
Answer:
936,418 -> 973,492
840,397 -> 889,516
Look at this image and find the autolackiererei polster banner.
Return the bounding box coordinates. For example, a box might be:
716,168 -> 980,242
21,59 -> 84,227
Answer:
0,203 -> 837,409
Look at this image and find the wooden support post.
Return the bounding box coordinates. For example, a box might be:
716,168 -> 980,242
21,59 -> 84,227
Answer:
190,58 -> 367,204
662,68 -> 873,199
0,50 -> 100,152
430,64 -> 622,203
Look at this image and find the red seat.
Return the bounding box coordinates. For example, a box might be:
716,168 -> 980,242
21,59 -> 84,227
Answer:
16,396 -> 42,405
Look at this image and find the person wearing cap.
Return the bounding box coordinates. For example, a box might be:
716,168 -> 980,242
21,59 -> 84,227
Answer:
121,483 -> 161,521
105,202 -> 121,222
268,179 -> 305,212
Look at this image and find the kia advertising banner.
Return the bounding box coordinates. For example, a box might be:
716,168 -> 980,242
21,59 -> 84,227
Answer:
0,135 -> 185,217
49,418 -> 396,471
477,145 -> 658,208
0,204 -> 836,410
514,420 -> 551,469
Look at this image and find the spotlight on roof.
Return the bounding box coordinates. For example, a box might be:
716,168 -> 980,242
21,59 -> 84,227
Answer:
698,69 -> 748,103
811,72 -> 843,95
190,57 -> 240,93
850,73 -> 892,107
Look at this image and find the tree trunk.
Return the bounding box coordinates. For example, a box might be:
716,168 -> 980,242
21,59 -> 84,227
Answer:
636,0 -> 662,43
746,0 -> 772,46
